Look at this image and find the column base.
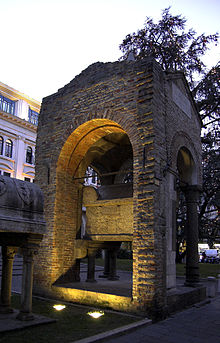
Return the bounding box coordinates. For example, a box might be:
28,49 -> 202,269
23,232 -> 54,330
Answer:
16,311 -> 34,321
185,266 -> 200,287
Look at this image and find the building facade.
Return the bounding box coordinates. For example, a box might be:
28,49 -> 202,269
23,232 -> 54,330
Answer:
0,82 -> 40,181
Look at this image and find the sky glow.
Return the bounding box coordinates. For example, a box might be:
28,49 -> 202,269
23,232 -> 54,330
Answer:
1,0 -> 219,101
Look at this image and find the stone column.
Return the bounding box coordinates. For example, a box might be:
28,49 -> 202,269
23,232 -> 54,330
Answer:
165,171 -> 177,289
86,247 -> 97,283
99,250 -> 110,278
108,247 -> 119,281
0,246 -> 17,313
183,185 -> 201,287
17,245 -> 38,321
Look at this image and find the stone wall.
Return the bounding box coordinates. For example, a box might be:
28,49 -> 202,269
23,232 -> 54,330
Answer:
34,58 -> 201,316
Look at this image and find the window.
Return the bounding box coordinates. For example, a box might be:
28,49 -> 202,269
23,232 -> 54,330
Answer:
3,172 -> 10,177
0,136 -> 3,155
28,109 -> 39,125
26,146 -> 33,164
0,95 -> 15,115
5,139 -> 13,158
24,177 -> 31,182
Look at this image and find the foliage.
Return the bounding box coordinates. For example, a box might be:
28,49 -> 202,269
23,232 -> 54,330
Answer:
176,189 -> 187,263
120,7 -> 220,248
196,63 -> 220,246
194,62 -> 220,123
117,248 -> 133,259
120,7 -> 218,88
199,132 -> 220,246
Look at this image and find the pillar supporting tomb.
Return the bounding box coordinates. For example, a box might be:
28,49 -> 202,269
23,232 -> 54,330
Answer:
86,247 -> 97,283
17,244 -> 38,321
99,250 -> 110,278
0,246 -> 17,313
108,246 -> 120,281
182,185 -> 202,287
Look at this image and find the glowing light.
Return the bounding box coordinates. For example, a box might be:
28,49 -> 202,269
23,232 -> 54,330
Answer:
53,304 -> 66,311
87,310 -> 104,319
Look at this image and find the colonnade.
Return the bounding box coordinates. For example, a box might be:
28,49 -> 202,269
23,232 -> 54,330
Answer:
86,243 -> 121,283
0,238 -> 41,321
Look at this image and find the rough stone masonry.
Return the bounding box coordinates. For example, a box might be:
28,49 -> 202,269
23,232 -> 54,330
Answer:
34,57 -> 202,318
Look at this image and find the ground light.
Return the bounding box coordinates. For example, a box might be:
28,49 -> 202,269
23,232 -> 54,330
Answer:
53,304 -> 66,311
87,310 -> 104,319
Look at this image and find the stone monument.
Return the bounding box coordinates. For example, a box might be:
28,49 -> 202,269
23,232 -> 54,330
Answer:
34,58 -> 203,318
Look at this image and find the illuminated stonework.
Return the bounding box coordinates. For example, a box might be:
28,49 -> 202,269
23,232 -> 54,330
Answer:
34,58 -> 202,318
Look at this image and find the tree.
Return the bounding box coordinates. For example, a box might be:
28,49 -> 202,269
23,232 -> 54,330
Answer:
119,7 -> 220,249
194,62 -> 220,130
120,7 -> 218,88
196,63 -> 220,247
199,140 -> 220,247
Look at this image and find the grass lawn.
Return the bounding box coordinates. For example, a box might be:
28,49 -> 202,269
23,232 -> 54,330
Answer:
0,295 -> 139,343
94,258 -> 133,271
87,258 -> 220,277
176,263 -> 220,278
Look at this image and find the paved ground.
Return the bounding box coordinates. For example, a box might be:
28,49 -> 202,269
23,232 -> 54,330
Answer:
102,296 -> 220,343
57,264 -> 211,299
60,264 -> 132,297
0,310 -> 55,333
1,256 -> 220,342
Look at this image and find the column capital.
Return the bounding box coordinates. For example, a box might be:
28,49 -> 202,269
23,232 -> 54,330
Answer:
181,185 -> 202,203
21,244 -> 39,262
87,247 -> 98,256
2,246 -> 18,260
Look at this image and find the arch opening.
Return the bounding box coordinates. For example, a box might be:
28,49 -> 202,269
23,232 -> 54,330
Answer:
175,146 -> 201,286
177,147 -> 197,186
54,119 -> 134,296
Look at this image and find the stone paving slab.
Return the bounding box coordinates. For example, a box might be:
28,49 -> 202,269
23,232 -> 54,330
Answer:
101,296 -> 220,343
0,309 -> 55,333
61,269 -> 132,297
72,318 -> 152,343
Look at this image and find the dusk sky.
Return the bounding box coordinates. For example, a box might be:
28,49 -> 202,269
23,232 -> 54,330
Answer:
1,0 -> 219,101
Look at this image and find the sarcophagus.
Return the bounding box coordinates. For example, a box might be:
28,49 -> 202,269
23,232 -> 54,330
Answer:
82,184 -> 133,242
0,176 -> 45,238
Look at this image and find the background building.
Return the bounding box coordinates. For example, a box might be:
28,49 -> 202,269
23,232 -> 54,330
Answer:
0,82 -> 40,181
